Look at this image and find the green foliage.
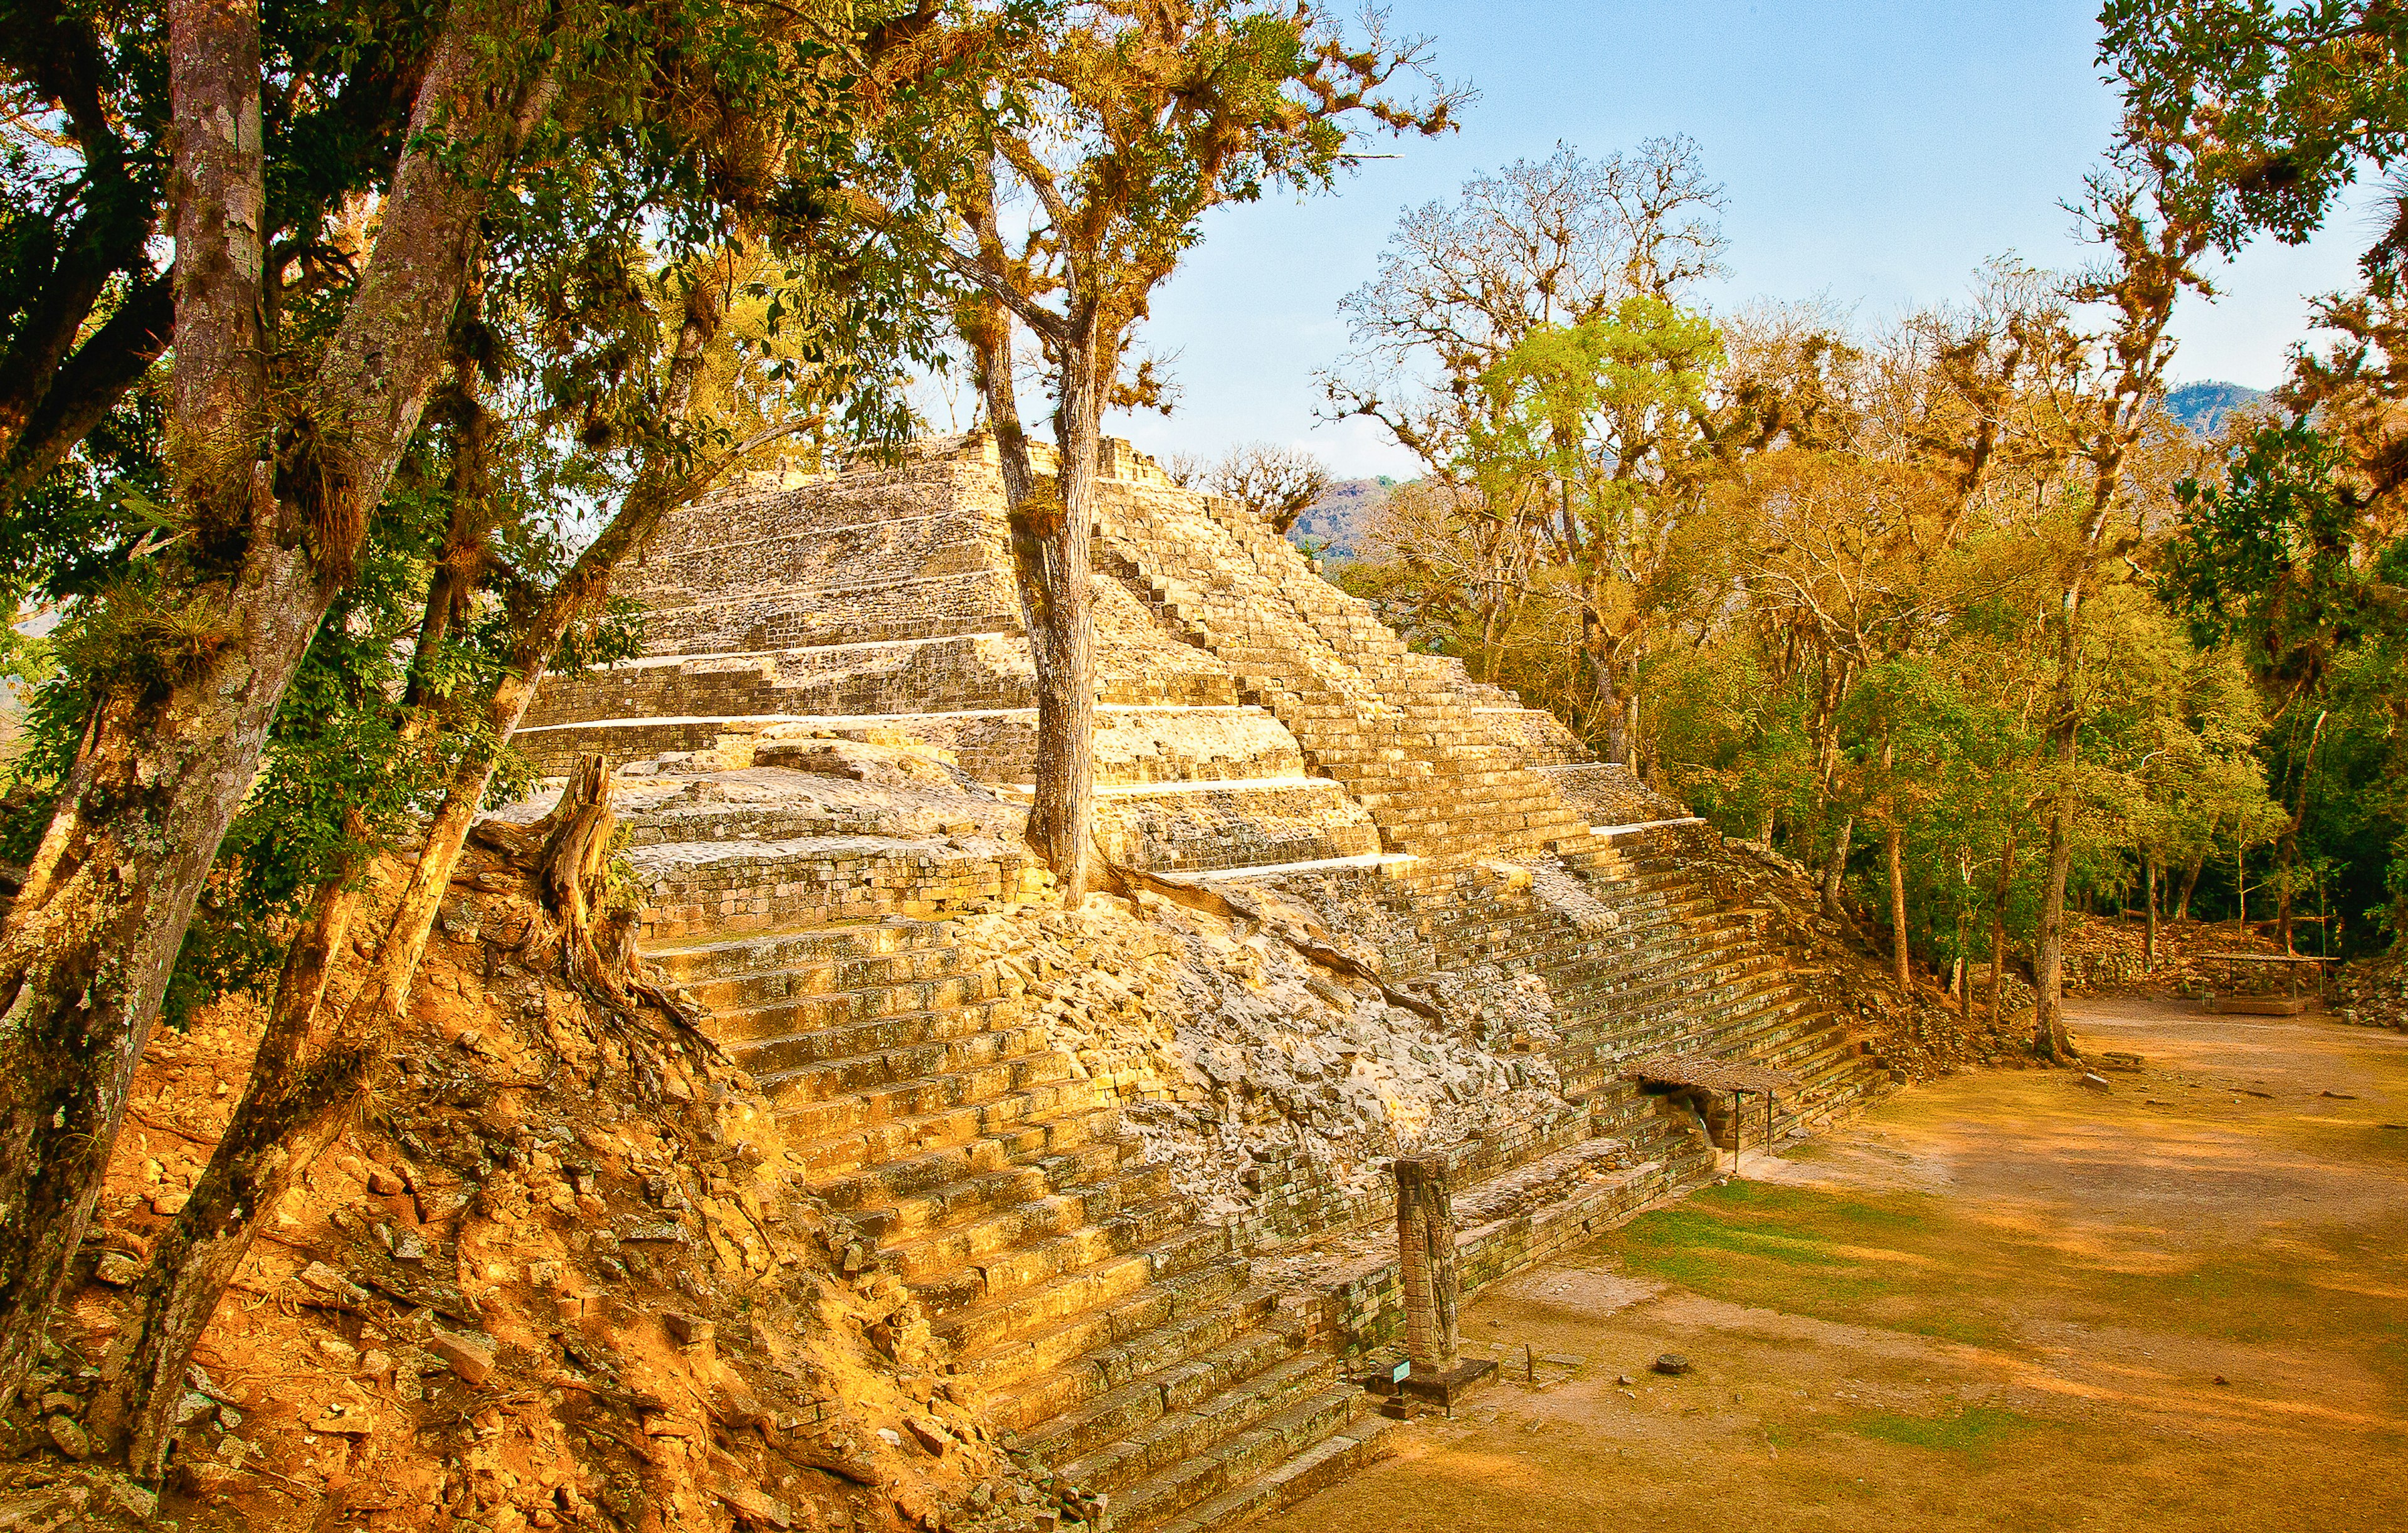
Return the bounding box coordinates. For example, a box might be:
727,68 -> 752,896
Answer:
2163,423 -> 2380,683
2158,421 -> 2408,944
2100,0 -> 2408,252
1463,300 -> 1724,559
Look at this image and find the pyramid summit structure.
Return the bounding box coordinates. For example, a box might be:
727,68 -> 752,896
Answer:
509,433 -> 1899,1531
517,431 -> 1656,873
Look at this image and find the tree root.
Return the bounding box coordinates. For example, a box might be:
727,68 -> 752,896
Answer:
472,755 -> 724,1072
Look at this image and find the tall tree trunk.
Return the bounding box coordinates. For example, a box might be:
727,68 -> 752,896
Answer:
965,163 -> 1037,515
0,3 -> 555,1407
164,0 -> 268,537
2275,710 -> 2327,957
2176,854 -> 2202,920
1821,814 -> 1853,919
1886,819 -> 1910,988
1988,826 -> 2017,1023
90,870 -> 371,1474
1022,318 -> 1101,903
2143,852 -> 2158,969
960,162 -> 1092,904
0,0 -> 253,1401
1881,734 -> 1907,985
1582,613 -> 1625,766
2032,595 -> 2081,1062
1955,844 -> 1973,1023
2029,190 -> 2205,1062
92,277 -> 724,1470
1474,586 -> 1506,685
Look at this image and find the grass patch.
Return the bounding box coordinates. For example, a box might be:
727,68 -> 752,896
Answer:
1605,1181 -> 2022,1349
1600,1156 -> 2408,1378
1842,1404 -> 2037,1458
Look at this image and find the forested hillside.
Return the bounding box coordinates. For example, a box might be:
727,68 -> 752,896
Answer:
1291,478 -> 1393,557
2165,380 -> 2270,433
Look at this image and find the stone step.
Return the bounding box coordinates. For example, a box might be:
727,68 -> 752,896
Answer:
789,1090 -> 1117,1184
766,1054 -> 1088,1135
1006,1290 -> 1287,1451
682,952 -> 991,1013
625,830 -> 1038,939
751,1028 -> 1065,1104
978,1263 -> 1259,1417
882,1164 -> 1181,1283
912,1199 -> 1203,1314
712,982 -> 1015,1045
937,1225 -> 1235,1359
727,1009 -> 1038,1075
831,1136 -> 1140,1235
1057,1348 -> 1335,1497
1150,1416 -> 1395,1533
1103,1382 -> 1370,1532
647,918 -> 956,981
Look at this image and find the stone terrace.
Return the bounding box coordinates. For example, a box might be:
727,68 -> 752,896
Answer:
512,435 -> 1896,1532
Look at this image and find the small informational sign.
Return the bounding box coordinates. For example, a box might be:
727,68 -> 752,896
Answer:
1386,1358 -> 1411,1384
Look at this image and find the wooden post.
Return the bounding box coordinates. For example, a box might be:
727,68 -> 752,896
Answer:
1393,1155 -> 1460,1376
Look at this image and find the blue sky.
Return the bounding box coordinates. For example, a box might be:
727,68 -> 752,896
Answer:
1072,0 -> 2374,479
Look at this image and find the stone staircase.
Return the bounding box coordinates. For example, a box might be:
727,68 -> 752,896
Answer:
1094,487 -> 1592,861
1576,825 -> 1888,1137
648,913 -> 1390,1532
1346,824 -> 1877,1148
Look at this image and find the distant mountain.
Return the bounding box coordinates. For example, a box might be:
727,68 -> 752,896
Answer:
1288,477 -> 1391,557
2165,381 -> 2270,436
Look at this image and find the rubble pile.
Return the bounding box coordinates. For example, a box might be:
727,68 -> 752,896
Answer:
2335,952 -> 2408,1031
947,886 -> 1572,1223
1,841 -> 1039,1533
1696,840 -> 2019,1075
2058,915 -> 2293,997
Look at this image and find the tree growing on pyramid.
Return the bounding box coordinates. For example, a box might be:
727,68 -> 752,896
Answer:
855,0 -> 1461,901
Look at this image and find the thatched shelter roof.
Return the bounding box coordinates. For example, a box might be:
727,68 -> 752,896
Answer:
1619,1053 -> 1800,1095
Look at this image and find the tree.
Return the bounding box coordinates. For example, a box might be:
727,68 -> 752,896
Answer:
1201,440 -> 1331,534
861,0 -> 1457,903
2103,3 -> 2408,962
1459,298 -> 1723,764
2162,418 -> 2408,945
0,0 -> 918,1413
1323,139 -> 1726,470
1685,282 -> 2052,914
2023,154 -> 2214,1061
2101,0 -> 2408,253
1344,475 -> 1550,685
0,0 -> 463,530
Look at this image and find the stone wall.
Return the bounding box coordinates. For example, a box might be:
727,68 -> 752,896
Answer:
1091,781 -> 1381,874
633,835 -> 1045,941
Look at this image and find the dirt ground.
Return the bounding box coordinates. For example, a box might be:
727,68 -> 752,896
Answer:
1259,998 -> 2408,1532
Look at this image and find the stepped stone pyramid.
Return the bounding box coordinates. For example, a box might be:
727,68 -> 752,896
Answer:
515,435 -> 1893,1532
